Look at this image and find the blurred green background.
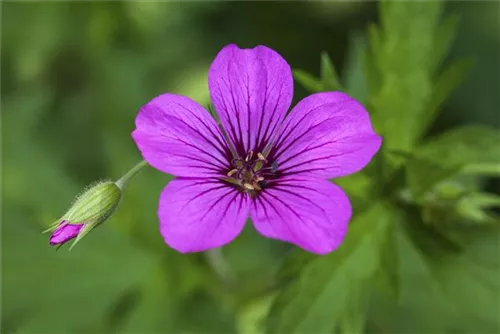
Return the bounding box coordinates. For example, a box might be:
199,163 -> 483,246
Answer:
2,1 -> 499,334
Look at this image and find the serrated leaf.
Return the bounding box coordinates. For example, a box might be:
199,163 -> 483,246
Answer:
293,70 -> 323,93
366,1 -> 467,151
266,202 -> 396,334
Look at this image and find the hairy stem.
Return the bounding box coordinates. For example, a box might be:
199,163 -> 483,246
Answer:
116,160 -> 149,189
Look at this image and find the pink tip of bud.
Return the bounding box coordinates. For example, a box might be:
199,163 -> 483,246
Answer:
49,221 -> 84,246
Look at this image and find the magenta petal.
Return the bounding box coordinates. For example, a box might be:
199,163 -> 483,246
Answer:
269,92 -> 382,179
208,44 -> 293,155
250,177 -> 351,254
132,94 -> 232,178
49,221 -> 84,245
158,179 -> 249,253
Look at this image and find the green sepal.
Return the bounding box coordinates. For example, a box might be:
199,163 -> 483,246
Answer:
69,221 -> 99,251
63,181 -> 121,225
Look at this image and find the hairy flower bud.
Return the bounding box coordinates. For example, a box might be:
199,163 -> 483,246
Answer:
46,181 -> 122,249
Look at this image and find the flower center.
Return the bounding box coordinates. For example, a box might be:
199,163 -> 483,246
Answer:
224,151 -> 276,193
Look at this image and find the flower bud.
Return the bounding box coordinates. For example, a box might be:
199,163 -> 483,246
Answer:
49,221 -> 84,245
46,181 -> 122,249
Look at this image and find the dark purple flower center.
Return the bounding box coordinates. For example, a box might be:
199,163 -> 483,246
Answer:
223,150 -> 277,195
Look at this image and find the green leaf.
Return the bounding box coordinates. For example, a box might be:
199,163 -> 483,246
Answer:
266,202 -> 396,334
293,53 -> 343,93
430,14 -> 461,73
462,163 -> 500,176
416,59 -> 473,139
418,125 -> 500,166
371,221 -> 500,333
375,218 -> 400,300
334,172 -> 374,209
236,295 -> 275,334
456,192 -> 500,224
366,1 -> 468,151
320,51 -> 342,91
293,70 -> 323,93
338,283 -> 370,334
406,156 -> 463,199
407,221 -> 499,331
406,125 -> 500,197
343,34 -> 368,102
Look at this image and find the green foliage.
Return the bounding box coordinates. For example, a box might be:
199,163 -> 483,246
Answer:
400,126 -> 500,228
266,203 -> 396,334
2,1 -> 499,334
365,1 -> 471,153
293,52 -> 343,93
275,1 -> 500,334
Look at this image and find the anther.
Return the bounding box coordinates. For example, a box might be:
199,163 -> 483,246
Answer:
257,153 -> 266,161
245,150 -> 254,162
243,183 -> 255,190
256,176 -> 264,182
227,169 -> 238,177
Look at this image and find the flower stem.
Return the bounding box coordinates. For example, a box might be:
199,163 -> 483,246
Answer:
116,160 -> 149,189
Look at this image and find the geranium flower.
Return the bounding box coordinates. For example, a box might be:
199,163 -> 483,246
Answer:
132,44 -> 381,254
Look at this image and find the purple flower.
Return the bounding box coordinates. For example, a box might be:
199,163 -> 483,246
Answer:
49,221 -> 84,245
132,44 -> 381,254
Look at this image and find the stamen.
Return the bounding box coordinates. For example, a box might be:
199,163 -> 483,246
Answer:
224,150 -> 275,193
243,183 -> 255,190
245,150 -> 254,162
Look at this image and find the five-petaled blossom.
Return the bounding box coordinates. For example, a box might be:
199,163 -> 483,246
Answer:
132,44 -> 381,254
